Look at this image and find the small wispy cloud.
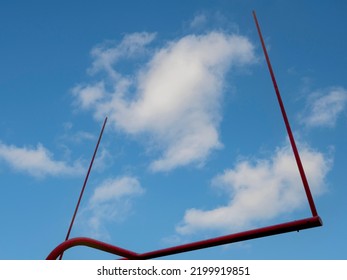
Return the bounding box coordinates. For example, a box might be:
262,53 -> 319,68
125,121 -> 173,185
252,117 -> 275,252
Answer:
176,143 -> 331,235
299,86 -> 347,128
73,31 -> 256,172
79,176 -> 144,240
189,13 -> 208,29
88,32 -> 156,79
0,142 -> 84,178
72,82 -> 106,110
186,11 -> 239,33
61,122 -> 96,143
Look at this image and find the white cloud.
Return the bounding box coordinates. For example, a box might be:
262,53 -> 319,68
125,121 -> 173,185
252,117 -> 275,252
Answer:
73,31 -> 256,171
61,122 -> 96,143
189,13 -> 207,29
80,176 -> 144,240
72,82 -> 105,110
90,176 -> 144,205
176,143 -> 331,235
0,142 -> 84,178
88,32 -> 156,79
300,87 -> 347,127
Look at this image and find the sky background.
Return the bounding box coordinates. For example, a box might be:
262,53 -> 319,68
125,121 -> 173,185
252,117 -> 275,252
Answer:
0,0 -> 346,260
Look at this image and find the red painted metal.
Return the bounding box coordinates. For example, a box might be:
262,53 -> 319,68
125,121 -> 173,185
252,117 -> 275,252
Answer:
47,237 -> 138,260
135,217 -> 322,260
46,216 -> 322,260
252,11 -> 318,217
46,12 -> 323,260
59,117 -> 108,259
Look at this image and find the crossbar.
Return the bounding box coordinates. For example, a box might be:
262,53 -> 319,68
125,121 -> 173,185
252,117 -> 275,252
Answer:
46,216 -> 322,260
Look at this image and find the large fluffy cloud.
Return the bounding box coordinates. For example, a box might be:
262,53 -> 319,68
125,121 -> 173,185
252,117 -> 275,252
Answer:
176,143 -> 331,235
73,32 -> 256,171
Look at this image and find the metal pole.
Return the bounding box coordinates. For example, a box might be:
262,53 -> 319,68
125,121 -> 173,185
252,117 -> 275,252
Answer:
252,11 -> 318,217
59,117 -> 108,259
47,216 -> 322,260
47,237 -> 138,260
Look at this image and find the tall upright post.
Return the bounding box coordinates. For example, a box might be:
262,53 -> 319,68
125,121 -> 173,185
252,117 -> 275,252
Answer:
59,117 -> 108,259
252,11 -> 318,217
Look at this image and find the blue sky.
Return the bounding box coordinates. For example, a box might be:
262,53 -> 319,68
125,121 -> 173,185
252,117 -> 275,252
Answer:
0,0 -> 346,260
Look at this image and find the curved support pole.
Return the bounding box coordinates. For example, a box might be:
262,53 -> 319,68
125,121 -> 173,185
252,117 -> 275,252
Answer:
47,216 -> 322,260
46,237 -> 139,260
